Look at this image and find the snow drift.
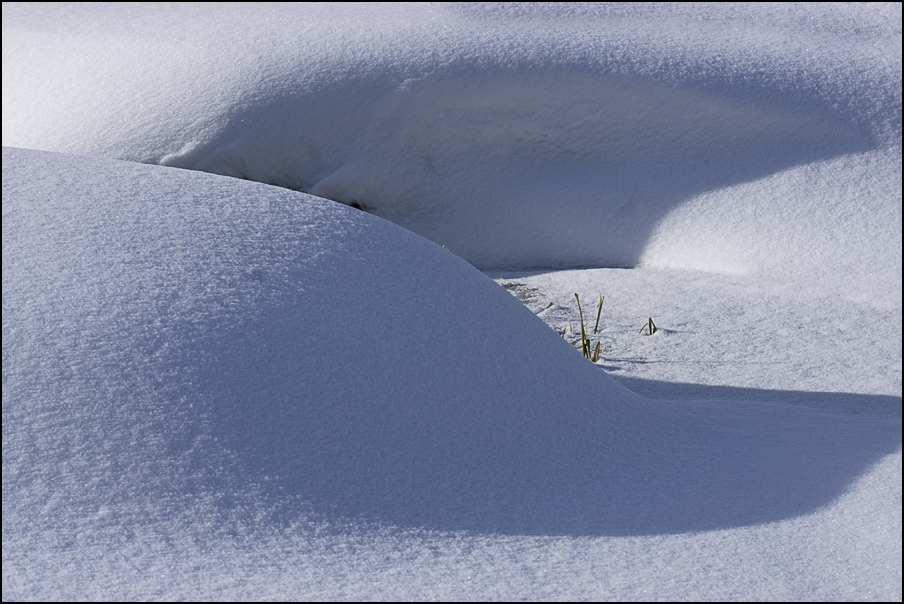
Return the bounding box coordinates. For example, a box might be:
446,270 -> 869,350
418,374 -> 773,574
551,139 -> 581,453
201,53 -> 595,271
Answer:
5,147 -> 896,542
2,3 -> 901,600
3,3 -> 900,274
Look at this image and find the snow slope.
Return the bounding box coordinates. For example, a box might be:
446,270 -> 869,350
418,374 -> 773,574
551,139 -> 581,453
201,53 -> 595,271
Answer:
2,2 -> 901,601
4,146 -> 900,600
3,3 -> 900,275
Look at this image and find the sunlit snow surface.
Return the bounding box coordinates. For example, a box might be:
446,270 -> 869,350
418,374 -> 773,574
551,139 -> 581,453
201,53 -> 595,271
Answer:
2,2 -> 902,601
4,2 -> 901,275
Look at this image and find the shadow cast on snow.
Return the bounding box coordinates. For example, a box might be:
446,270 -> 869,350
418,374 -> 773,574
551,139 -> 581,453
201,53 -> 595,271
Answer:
210,335 -> 901,538
191,68 -> 876,269
613,376 -> 903,419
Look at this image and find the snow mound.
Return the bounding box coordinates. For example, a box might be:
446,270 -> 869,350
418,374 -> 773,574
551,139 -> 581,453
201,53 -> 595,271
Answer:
4,148 -> 899,542
3,3 -> 900,273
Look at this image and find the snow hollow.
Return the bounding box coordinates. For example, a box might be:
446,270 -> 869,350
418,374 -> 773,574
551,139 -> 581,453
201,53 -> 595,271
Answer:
2,3 -> 901,601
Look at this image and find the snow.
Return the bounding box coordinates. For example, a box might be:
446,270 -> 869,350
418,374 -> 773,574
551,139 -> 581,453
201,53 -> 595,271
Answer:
3,3 -> 901,601
5,2 -> 900,272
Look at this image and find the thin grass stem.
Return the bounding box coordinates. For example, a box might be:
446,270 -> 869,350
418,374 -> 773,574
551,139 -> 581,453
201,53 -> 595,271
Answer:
592,294 -> 604,334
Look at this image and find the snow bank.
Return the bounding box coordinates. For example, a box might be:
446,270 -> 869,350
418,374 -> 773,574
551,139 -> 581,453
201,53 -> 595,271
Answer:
3,3 -> 900,275
0,146 -> 627,536
2,3 -> 901,599
5,147 -> 896,543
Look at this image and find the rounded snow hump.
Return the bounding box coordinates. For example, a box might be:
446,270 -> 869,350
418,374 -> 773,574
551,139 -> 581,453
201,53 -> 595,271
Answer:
4,147 -> 897,539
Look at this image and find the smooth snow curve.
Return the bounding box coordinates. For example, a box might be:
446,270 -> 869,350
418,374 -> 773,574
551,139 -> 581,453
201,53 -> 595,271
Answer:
2,3 -> 900,273
2,3 -> 901,601
4,147 -> 897,541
